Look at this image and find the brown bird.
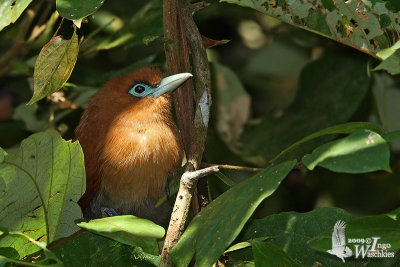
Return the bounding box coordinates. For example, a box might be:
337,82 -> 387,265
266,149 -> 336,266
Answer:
74,67 -> 192,222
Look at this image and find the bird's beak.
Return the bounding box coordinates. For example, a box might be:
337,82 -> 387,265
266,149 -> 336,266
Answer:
152,73 -> 193,98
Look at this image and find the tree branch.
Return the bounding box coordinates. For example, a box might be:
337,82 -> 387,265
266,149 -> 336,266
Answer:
161,0 -> 212,265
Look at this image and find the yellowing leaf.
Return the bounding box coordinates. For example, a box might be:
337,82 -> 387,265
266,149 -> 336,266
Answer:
28,30 -> 79,105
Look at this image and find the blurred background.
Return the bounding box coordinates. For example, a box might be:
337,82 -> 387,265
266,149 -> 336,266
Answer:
0,0 -> 399,220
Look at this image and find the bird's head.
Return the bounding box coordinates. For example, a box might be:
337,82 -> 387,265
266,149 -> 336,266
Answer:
97,67 -> 192,109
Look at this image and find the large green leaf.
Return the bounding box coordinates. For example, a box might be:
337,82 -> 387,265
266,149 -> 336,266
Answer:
302,129 -> 391,173
0,0 -> 32,32
252,241 -> 301,267
310,213 -> 400,252
0,130 -> 85,257
56,0 -> 106,20
77,215 -> 165,255
28,30 -> 79,104
238,207 -> 400,266
49,231 -> 159,266
241,53 -> 370,166
271,122 -> 382,163
171,160 -> 296,267
221,0 -> 400,58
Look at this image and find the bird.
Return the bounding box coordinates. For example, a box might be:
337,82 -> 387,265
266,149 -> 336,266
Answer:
327,220 -> 353,262
74,67 -> 192,223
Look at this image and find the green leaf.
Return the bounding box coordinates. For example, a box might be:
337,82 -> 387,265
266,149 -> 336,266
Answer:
0,148 -> 6,163
49,231 -> 159,266
374,40 -> 400,74
252,241 -> 301,267
310,214 -> 400,252
28,30 -> 79,105
2,231 -> 63,266
240,207 -> 400,265
56,0 -> 105,20
77,215 -> 165,255
0,247 -> 19,260
241,53 -> 370,166
240,207 -> 354,266
13,103 -> 50,132
383,130 -> 400,142
220,0 -> 400,57
302,129 -> 391,173
171,160 -> 296,267
225,237 -> 270,253
0,130 -> 85,258
374,50 -> 400,75
0,0 -> 32,32
271,122 -> 382,163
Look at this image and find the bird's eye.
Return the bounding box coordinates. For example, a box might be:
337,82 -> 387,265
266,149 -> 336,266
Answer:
129,83 -> 152,98
134,85 -> 145,94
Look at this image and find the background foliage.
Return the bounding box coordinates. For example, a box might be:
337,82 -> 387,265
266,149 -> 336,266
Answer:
0,0 -> 400,266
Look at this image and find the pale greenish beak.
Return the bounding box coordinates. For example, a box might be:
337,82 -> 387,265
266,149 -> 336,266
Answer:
152,73 -> 193,98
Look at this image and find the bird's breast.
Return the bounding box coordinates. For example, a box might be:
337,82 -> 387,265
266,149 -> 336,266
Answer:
98,118 -> 182,209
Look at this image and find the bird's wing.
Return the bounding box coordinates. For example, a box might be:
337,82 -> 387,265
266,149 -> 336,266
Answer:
332,220 -> 347,248
74,104 -> 104,209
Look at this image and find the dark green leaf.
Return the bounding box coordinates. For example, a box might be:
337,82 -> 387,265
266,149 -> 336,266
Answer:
29,30 -> 79,104
171,160 -> 296,267
252,241 -> 301,267
0,130 -> 85,257
77,215 -> 165,255
383,130 -> 400,142
302,129 -> 391,173
310,214 -> 400,252
240,207 -> 354,266
271,122 -> 382,163
56,0 -> 106,20
50,231 -> 159,266
225,237 -> 270,253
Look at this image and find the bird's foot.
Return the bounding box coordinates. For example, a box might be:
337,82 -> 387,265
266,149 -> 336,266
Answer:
101,207 -> 119,217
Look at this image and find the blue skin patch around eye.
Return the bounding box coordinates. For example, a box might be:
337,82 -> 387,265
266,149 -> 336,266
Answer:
128,73 -> 193,99
128,83 -> 154,98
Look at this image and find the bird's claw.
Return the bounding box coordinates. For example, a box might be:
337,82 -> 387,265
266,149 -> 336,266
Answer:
101,207 -> 119,217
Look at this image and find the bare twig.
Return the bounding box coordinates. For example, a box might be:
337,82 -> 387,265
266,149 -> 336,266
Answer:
161,167 -> 218,266
201,163 -> 263,173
